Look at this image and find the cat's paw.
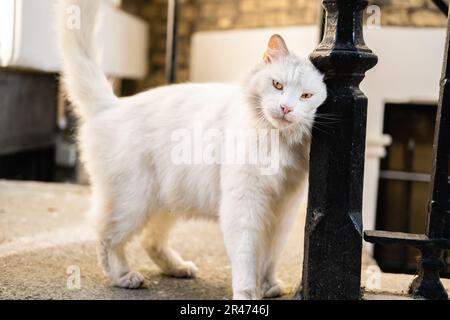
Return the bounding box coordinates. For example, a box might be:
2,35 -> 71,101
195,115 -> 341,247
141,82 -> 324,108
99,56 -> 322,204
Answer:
262,280 -> 284,298
165,261 -> 198,278
112,271 -> 145,289
233,288 -> 259,300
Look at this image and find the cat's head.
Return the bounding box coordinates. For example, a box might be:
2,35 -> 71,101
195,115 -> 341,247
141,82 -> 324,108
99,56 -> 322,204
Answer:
245,35 -> 327,134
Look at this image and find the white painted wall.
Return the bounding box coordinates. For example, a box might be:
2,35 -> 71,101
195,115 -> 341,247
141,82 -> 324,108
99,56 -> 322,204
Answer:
361,27 -> 445,242
190,26 -> 446,245
0,0 -> 148,79
191,26 -> 319,83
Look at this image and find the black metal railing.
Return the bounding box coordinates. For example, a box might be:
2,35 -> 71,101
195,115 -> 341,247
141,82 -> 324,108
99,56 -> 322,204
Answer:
298,0 -> 377,300
433,0 -> 449,15
300,0 -> 450,300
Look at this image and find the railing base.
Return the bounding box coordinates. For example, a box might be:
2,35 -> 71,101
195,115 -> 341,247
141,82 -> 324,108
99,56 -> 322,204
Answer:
365,231 -> 449,300
409,248 -> 448,300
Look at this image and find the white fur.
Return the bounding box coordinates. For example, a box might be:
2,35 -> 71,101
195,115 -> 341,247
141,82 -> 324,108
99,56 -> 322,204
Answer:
57,0 -> 327,299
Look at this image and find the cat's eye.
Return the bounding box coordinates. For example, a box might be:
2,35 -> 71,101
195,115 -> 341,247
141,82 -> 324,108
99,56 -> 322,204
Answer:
300,93 -> 314,100
272,80 -> 283,91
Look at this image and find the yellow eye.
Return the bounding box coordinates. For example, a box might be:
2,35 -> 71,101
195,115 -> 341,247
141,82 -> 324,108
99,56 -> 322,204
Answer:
301,93 -> 313,99
272,80 -> 283,91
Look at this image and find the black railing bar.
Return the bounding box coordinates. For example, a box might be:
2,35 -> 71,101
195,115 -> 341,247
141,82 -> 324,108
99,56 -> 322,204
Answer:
432,0 -> 449,16
365,230 -> 450,249
299,0 -> 377,300
427,2 -> 450,240
318,8 -> 325,43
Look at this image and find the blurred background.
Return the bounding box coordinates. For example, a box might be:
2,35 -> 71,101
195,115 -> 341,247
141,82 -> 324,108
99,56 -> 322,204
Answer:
0,0 -> 448,279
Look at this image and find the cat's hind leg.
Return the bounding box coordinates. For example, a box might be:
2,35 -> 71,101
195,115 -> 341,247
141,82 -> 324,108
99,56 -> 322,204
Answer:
94,180 -> 152,289
141,213 -> 198,278
98,238 -> 145,289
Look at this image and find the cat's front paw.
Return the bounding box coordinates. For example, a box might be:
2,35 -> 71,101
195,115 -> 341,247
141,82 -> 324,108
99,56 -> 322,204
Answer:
165,261 -> 198,278
262,280 -> 284,298
112,271 -> 145,289
233,288 -> 260,300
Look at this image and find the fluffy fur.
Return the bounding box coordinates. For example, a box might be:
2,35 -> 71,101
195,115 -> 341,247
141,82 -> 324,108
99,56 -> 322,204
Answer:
57,0 -> 327,299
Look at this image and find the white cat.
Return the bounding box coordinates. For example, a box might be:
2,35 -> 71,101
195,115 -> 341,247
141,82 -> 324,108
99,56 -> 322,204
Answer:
57,0 -> 327,300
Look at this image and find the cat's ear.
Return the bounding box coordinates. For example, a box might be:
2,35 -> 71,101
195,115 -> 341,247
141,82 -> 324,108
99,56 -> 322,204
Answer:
263,34 -> 289,63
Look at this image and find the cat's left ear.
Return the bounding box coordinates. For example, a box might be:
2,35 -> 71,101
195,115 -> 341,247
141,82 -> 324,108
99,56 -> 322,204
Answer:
263,34 -> 289,63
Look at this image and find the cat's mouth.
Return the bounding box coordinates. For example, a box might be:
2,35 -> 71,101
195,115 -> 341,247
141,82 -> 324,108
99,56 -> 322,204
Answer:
272,115 -> 293,127
261,109 -> 295,129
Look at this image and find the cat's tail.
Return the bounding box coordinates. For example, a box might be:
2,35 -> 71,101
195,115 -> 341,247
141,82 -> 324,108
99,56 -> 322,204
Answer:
57,0 -> 118,120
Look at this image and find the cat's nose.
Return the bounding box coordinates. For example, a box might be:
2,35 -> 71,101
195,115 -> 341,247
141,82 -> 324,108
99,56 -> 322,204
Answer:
281,105 -> 293,114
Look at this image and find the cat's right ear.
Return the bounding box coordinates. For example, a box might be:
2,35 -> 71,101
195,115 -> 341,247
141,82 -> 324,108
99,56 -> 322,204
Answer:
263,34 -> 289,63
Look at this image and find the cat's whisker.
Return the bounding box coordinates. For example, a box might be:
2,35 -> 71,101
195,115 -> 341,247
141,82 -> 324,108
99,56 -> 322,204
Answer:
320,117 -> 339,119
312,124 -> 334,136
314,120 -> 341,125
314,115 -> 341,121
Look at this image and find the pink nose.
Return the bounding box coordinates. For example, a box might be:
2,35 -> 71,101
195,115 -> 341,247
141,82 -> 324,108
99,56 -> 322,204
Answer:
281,105 -> 293,114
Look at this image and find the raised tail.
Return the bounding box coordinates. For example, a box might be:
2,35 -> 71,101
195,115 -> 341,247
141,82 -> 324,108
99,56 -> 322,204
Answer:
57,0 -> 118,120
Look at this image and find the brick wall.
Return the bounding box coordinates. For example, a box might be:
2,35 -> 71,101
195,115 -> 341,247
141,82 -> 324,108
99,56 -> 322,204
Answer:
121,0 -> 447,94
194,0 -> 318,31
372,0 -> 447,27
121,0 -> 318,93
122,0 -> 197,92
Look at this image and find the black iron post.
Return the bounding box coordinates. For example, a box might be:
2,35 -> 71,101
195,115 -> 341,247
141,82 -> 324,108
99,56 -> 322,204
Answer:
409,7 -> 450,299
432,0 -> 449,16
165,0 -> 179,84
299,0 -> 377,300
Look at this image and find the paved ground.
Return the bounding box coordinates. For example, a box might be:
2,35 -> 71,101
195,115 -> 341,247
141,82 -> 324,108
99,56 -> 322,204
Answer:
0,180 -> 448,300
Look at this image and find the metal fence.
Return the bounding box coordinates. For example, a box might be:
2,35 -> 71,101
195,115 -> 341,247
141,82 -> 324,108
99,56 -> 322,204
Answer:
301,0 -> 449,300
